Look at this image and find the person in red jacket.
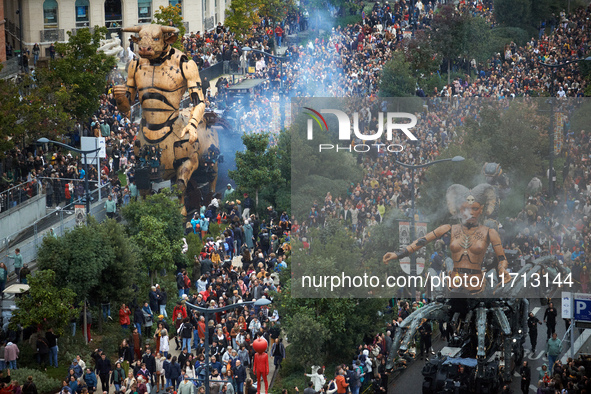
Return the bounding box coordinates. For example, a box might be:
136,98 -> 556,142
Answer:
275,25 -> 284,48
172,301 -> 187,320
65,183 -> 72,206
119,304 -> 131,330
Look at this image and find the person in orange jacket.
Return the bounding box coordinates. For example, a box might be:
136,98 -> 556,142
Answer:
335,367 -> 349,394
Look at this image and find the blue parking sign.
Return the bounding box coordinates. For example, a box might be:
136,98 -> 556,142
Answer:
574,295 -> 591,321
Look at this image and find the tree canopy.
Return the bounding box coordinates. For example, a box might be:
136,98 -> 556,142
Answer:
36,218 -> 140,305
121,190 -> 187,279
153,4 -> 185,50
276,273 -> 386,365
48,26 -> 117,120
229,132 -> 283,210
379,52 -> 417,97
10,270 -> 78,336
224,0 -> 262,39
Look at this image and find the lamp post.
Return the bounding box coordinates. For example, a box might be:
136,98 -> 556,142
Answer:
393,156 -> 464,300
185,297 -> 272,394
37,138 -> 101,215
539,57 -> 591,199
242,47 -> 288,130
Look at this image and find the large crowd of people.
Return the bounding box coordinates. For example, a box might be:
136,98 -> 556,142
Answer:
0,0 -> 591,393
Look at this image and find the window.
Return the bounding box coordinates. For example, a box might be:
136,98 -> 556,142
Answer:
104,0 -> 122,29
43,0 -> 59,29
75,0 -> 89,28
138,0 -> 152,23
204,0 -> 207,13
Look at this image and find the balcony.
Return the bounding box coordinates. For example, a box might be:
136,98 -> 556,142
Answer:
71,26 -> 94,35
40,29 -> 65,42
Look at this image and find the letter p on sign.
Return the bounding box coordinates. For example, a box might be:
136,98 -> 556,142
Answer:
576,301 -> 587,315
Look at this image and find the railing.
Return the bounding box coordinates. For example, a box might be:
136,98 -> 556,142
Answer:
0,180 -> 42,215
7,21 -> 15,35
71,26 -> 94,35
0,181 -> 111,277
200,61 -> 224,82
40,29 -> 65,42
37,176 -> 110,208
0,58 -> 20,79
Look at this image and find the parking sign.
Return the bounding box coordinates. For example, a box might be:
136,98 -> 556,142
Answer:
574,293 -> 591,322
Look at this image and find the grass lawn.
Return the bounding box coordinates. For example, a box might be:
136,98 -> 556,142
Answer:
45,364 -> 69,382
118,171 -> 127,186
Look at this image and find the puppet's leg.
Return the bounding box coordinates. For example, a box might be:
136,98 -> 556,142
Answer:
262,373 -> 268,394
256,372 -> 262,394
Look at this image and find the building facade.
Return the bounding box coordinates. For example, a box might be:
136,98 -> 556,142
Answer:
0,0 -> 5,63
4,0 -> 229,57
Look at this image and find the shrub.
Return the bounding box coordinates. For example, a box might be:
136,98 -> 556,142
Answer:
11,368 -> 61,394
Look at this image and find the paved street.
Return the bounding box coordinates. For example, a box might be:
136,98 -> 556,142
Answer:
391,297 -> 589,393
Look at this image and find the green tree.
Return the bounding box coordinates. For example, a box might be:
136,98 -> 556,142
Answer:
0,74 -> 25,156
153,4 -> 185,50
133,215 -> 181,284
47,26 -> 117,120
121,190 -> 187,276
289,111 -> 363,219
0,69 -> 74,153
259,0 -> 297,27
10,270 -> 78,335
462,101 -> 548,182
36,218 -> 140,307
282,311 -> 330,367
379,52 -> 417,97
229,132 -> 282,210
494,0 -> 532,29
276,278 -> 386,363
224,0 -> 261,39
405,31 -> 441,78
89,219 -> 142,310
122,190 -> 185,242
431,6 -> 492,83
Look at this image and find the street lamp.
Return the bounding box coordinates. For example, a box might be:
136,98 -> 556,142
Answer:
539,57 -> 591,199
37,138 -> 101,215
185,297 -> 272,394
242,46 -> 289,130
393,156 -> 464,299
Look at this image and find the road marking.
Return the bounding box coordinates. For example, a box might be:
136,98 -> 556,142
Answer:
530,384 -> 538,392
532,307 -> 540,316
524,349 -> 546,361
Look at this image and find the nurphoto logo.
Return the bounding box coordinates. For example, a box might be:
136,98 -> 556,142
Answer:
304,107 -> 419,153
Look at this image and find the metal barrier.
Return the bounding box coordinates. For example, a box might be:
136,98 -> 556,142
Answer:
37,176 -> 107,208
0,181 -> 111,278
0,180 -> 42,215
130,102 -> 142,122
200,61 -> 224,82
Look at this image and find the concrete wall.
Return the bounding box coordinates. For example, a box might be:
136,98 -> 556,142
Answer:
0,194 -> 46,241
